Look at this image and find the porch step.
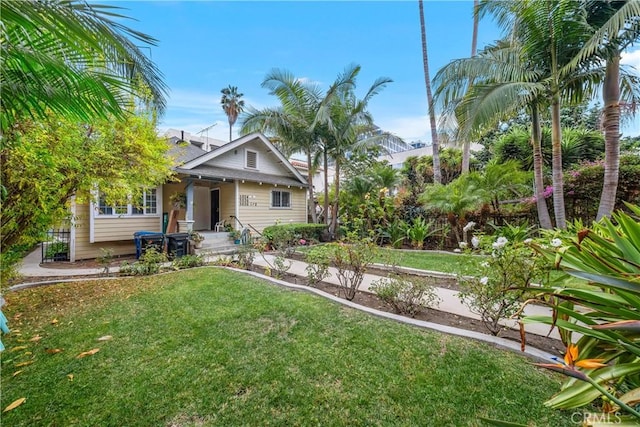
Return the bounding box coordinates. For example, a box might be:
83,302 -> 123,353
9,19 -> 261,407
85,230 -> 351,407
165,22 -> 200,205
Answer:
191,231 -> 239,257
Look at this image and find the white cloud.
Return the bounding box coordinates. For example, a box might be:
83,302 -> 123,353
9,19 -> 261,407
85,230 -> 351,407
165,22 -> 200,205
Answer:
621,48 -> 640,71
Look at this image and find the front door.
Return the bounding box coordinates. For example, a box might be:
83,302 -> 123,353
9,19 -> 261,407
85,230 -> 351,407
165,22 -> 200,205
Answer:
210,188 -> 220,230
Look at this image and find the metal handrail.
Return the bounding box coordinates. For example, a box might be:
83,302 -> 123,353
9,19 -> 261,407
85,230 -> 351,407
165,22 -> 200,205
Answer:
230,215 -> 244,229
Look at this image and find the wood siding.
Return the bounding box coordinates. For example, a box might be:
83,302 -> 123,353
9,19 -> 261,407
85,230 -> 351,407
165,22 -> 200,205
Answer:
74,204 -> 140,260
236,182 -> 306,232
209,141 -> 289,176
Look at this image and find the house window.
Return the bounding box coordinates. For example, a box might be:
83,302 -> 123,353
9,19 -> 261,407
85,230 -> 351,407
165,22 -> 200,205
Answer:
245,150 -> 258,169
97,189 -> 158,216
131,189 -> 157,215
271,190 -> 291,208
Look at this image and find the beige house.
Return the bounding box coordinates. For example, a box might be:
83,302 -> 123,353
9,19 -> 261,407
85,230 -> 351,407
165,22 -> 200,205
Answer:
68,132 -> 309,261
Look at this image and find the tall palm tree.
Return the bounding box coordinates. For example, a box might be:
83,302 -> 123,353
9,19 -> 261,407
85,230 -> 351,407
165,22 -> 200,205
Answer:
1,0 -> 166,133
220,85 -> 245,142
241,66 -> 360,224
418,0 -> 442,184
461,0 -> 480,174
433,39 -> 555,228
572,0 -> 640,220
434,0 -> 639,228
317,69 -> 399,236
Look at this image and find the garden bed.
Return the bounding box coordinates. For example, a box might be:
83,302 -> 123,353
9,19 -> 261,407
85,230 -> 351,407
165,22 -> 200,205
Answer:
248,264 -> 563,356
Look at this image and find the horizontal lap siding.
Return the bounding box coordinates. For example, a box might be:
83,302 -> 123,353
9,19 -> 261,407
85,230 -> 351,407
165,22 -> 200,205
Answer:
218,183 -> 235,227
210,141 -> 284,175
94,216 -> 161,242
74,204 -> 138,260
237,182 -> 306,232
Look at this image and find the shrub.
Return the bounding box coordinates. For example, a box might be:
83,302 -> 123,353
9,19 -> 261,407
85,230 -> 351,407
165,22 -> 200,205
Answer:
458,237 -> 550,336
326,236 -> 377,301
370,274 -> 441,317
304,245 -> 331,286
97,248 -> 114,276
234,245 -> 255,270
262,223 -> 327,247
171,254 -> 204,270
119,247 -> 167,276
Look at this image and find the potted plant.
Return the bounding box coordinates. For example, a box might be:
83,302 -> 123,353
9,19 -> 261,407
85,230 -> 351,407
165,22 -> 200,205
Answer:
188,231 -> 205,249
229,229 -> 242,244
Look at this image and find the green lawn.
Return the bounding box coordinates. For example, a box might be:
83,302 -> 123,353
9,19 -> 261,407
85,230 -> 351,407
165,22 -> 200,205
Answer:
376,249 -> 483,276
2,268 -> 575,426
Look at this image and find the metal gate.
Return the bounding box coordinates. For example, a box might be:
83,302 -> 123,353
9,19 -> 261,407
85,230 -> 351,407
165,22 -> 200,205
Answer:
42,229 -> 71,263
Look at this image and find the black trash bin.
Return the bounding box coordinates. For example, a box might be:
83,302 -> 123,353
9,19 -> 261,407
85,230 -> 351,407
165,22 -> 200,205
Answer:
165,233 -> 190,259
139,232 -> 165,258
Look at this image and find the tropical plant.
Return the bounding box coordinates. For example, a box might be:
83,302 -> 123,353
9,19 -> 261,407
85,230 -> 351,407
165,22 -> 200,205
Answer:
421,178 -> 484,244
220,85 -> 245,142
574,1 -> 640,220
0,0 -> 166,133
521,204 -> 640,420
418,0 -> 441,184
406,217 -> 435,250
317,66 -> 401,236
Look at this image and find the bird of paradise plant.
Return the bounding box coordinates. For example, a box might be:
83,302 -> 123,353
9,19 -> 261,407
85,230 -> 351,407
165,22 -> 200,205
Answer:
519,203 -> 640,421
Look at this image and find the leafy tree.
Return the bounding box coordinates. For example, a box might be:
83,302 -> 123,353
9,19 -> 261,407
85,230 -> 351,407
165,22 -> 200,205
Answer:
0,0 -> 166,133
1,102 -> 173,275
220,85 -> 245,142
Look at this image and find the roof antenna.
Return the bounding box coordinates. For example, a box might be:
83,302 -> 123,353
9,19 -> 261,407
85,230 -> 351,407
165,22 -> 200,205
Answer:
181,130 -> 184,142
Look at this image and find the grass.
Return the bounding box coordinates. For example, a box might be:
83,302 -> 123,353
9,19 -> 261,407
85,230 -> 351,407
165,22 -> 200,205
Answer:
376,248 -> 483,276
2,268 -> 576,426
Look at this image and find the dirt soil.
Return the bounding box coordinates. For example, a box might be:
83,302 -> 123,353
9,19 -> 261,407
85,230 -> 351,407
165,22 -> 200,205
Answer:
250,265 -> 563,356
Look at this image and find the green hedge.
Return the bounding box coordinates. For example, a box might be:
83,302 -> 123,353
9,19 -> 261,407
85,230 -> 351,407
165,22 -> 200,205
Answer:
262,223 -> 327,244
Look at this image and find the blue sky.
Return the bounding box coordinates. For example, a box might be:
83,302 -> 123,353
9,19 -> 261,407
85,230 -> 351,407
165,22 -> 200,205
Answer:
111,1 -> 640,142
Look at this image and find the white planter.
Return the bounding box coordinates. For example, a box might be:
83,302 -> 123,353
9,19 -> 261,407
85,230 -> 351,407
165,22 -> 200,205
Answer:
177,220 -> 195,233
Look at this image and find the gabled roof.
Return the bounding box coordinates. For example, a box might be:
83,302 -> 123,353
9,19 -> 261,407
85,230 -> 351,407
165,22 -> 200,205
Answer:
181,132 -> 308,186
174,165 -> 307,188
167,136 -> 209,164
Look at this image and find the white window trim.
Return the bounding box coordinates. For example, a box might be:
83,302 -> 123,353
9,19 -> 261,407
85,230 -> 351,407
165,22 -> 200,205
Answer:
270,189 -> 292,209
94,188 -> 160,218
245,149 -> 259,170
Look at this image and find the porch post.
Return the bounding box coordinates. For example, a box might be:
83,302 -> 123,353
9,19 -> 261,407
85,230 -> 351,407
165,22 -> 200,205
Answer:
185,180 -> 194,221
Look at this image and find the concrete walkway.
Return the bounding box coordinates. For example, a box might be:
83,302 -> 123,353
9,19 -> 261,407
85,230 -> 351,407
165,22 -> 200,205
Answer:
252,254 -> 560,340
15,247 -> 560,343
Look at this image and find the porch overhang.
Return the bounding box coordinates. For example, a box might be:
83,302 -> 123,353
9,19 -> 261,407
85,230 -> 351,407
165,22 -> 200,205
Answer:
174,165 -> 308,188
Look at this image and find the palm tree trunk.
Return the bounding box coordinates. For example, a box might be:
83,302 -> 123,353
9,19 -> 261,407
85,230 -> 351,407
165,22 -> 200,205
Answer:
461,0 -> 479,174
550,97 -> 566,229
531,103 -> 553,229
229,123 -> 232,142
307,151 -> 317,223
597,55 -> 621,221
419,0 -> 441,184
330,159 -> 341,237
323,145 -> 329,225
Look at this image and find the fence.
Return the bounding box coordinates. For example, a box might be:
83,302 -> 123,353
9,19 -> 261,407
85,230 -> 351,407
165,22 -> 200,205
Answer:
42,229 -> 71,263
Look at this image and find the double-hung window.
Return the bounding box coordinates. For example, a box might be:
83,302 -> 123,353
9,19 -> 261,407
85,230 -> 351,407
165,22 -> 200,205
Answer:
271,190 -> 291,208
97,189 -> 158,216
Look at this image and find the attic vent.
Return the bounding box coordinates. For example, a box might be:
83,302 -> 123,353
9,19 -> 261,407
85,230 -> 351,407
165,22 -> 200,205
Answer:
246,150 -> 258,169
